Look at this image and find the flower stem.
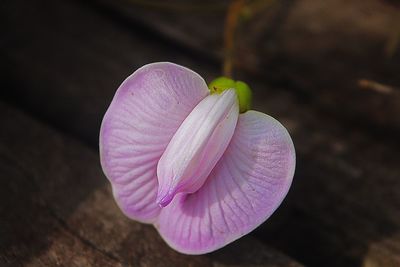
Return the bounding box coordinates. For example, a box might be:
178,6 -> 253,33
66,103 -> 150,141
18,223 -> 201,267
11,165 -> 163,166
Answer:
223,0 -> 245,78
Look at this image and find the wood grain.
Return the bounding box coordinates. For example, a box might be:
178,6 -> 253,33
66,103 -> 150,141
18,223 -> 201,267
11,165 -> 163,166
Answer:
92,0 -> 400,133
0,102 -> 303,267
1,0 -> 400,266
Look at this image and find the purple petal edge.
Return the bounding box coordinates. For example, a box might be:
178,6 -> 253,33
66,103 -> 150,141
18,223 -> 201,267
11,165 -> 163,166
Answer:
99,62 -> 209,223
156,110 -> 296,254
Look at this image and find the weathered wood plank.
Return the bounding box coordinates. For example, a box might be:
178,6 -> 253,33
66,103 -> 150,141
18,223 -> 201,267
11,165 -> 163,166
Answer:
246,82 -> 400,267
1,0 -> 400,266
0,0 -> 211,147
0,101 -> 303,267
91,0 -> 400,133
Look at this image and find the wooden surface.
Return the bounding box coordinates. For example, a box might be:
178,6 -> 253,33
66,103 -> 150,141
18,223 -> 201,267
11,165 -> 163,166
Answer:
0,101 -> 303,267
1,0 -> 400,266
95,0 -> 400,132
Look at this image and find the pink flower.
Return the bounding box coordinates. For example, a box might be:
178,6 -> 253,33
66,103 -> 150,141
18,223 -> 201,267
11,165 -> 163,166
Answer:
99,62 -> 295,254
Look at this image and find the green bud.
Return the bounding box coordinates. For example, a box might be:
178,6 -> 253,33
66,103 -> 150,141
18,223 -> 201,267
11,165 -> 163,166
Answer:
208,77 -> 252,113
208,77 -> 235,94
235,81 -> 252,113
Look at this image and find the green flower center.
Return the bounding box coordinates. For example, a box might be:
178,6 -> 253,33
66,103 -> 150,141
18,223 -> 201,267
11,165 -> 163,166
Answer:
208,77 -> 252,113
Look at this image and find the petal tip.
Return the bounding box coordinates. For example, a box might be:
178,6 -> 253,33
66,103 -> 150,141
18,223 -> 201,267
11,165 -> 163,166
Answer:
156,193 -> 173,208
156,185 -> 178,207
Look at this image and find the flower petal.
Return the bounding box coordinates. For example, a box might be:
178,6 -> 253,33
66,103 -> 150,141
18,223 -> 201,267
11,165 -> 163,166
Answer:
100,62 -> 209,223
156,110 -> 295,254
156,89 -> 239,207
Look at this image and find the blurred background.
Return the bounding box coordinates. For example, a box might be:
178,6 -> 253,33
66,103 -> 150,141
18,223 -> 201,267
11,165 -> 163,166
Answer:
1,0 -> 400,267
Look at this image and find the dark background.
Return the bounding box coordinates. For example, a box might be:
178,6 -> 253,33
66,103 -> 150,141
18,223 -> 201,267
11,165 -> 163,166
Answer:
1,0 -> 400,266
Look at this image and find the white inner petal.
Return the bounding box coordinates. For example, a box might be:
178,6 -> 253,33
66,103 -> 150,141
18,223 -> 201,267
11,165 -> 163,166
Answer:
156,89 -> 239,207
